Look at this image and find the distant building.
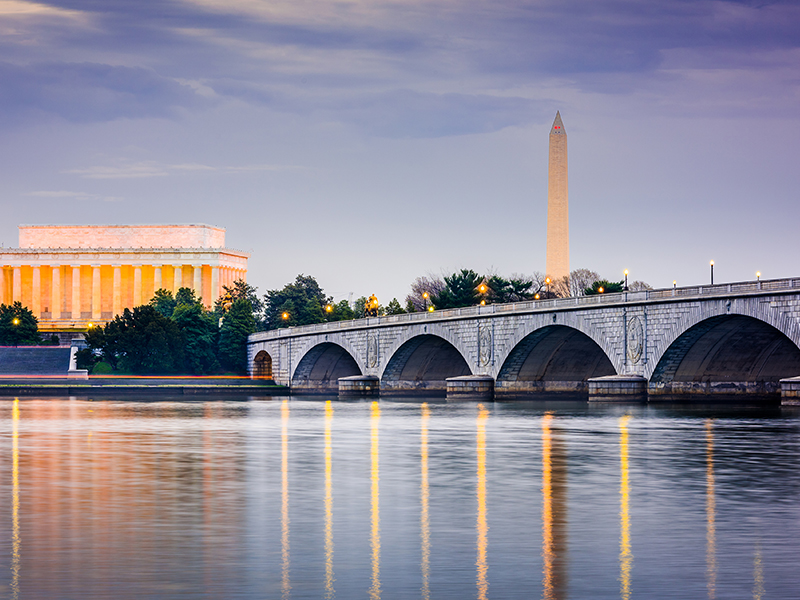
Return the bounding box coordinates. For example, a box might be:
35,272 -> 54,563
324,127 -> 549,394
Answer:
0,224 -> 248,335
546,111 -> 569,283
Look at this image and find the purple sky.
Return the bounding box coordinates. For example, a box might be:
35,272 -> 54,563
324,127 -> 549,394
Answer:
1,0 -> 798,304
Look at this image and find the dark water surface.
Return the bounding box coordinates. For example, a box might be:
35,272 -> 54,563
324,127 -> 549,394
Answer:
1,396 -> 799,599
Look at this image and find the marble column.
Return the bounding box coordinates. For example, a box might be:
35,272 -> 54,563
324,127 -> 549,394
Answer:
134,266 -> 142,307
71,266 -> 81,319
92,265 -> 101,321
211,267 -> 219,307
51,266 -> 61,319
193,266 -> 202,296
154,266 -> 162,292
0,267 -> 5,305
13,267 -> 22,303
32,266 -> 41,317
173,265 -> 183,293
113,266 -> 122,316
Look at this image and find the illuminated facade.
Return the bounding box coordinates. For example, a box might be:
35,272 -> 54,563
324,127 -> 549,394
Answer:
0,224 -> 248,333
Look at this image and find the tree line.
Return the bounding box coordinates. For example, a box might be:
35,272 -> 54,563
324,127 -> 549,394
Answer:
78,282 -> 258,375
5,267 -> 650,375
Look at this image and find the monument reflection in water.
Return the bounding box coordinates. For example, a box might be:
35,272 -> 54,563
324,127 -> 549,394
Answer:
1,397 -> 799,599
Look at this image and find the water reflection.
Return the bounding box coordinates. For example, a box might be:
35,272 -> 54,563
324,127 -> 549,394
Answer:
369,401 -> 381,600
281,400 -> 291,600
324,400 -> 335,599
420,403 -> 430,600
705,419 -> 716,600
753,542 -> 764,600
3,398 -> 799,599
619,415 -> 632,600
476,404 -> 489,600
541,412 -> 568,600
11,398 -> 20,600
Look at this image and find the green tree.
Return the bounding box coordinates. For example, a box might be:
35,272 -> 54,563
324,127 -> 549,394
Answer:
353,296 -> 367,318
584,280 -> 624,295
0,302 -> 41,345
150,289 -> 177,318
434,269 -> 482,309
216,279 -> 264,325
385,298 -> 406,315
173,302 -> 219,374
219,298 -> 256,373
328,300 -> 355,322
84,306 -> 184,374
264,275 -> 332,329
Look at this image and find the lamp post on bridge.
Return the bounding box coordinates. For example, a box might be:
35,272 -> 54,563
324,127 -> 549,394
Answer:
710,260 -> 714,285
623,269 -> 629,292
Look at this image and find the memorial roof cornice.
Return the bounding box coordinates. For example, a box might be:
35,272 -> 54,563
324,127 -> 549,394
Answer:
0,246 -> 249,256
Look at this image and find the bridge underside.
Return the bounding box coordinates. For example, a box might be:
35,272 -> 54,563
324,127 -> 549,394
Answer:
291,343 -> 361,393
496,326 -> 616,397
650,315 -> 800,398
380,335 -> 471,395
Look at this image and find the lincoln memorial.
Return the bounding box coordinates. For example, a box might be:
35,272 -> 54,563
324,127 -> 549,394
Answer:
0,224 -> 249,335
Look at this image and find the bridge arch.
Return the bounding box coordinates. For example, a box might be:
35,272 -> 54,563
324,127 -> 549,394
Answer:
496,324 -> 616,395
649,314 -> 800,395
291,340 -> 363,393
381,333 -> 472,395
494,313 -> 622,377
252,350 -> 273,379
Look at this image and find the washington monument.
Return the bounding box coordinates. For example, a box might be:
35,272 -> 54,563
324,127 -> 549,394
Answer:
546,111 -> 569,283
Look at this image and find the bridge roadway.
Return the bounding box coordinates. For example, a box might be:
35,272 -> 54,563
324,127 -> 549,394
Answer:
247,277 -> 800,402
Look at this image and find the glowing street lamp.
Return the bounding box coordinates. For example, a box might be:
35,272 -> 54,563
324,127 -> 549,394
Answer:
12,318 -> 19,325
282,311 -> 290,321
598,286 -> 605,294
545,277 -> 551,297
623,269 -> 629,291
427,305 -> 434,313
710,260 -> 714,285
325,304 -> 333,313
422,291 -> 430,312
756,271 -> 761,281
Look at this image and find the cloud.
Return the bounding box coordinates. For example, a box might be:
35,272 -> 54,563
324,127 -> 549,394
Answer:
330,89 -> 544,138
0,61 -> 209,124
24,190 -> 122,201
62,162 -> 169,179
63,161 -> 300,179
1,0 -> 799,132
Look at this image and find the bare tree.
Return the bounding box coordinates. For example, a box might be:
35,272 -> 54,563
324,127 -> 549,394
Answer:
629,280 -> 653,292
405,275 -> 446,312
547,268 -> 601,298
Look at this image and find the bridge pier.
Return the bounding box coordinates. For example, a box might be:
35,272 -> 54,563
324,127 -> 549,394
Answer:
446,375 -> 494,401
588,375 -> 647,403
780,376 -> 800,405
338,375 -> 380,397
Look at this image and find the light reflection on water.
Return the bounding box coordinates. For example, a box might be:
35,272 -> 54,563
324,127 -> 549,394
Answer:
1,397 -> 800,599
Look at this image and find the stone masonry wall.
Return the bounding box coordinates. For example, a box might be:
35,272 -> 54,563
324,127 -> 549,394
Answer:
248,288 -> 800,389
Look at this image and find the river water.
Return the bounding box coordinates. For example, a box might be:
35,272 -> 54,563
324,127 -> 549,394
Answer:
1,396 -> 799,599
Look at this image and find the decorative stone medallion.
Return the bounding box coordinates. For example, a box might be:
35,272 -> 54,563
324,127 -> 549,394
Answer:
366,334 -> 379,368
478,326 -> 492,367
627,315 -> 643,364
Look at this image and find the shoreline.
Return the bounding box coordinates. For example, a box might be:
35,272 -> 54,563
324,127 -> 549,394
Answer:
0,376 -> 289,396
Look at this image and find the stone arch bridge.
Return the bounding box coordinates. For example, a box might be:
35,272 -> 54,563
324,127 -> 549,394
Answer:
247,277 -> 800,401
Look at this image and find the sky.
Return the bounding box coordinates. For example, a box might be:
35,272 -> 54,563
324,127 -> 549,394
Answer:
1,0 -> 799,305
